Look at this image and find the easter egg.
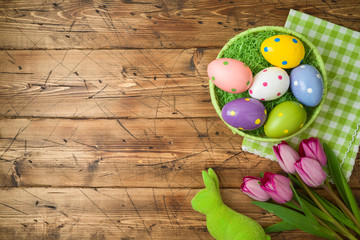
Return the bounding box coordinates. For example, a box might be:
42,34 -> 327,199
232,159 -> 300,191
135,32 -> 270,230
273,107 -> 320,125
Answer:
208,58 -> 253,94
290,64 -> 324,107
249,67 -> 290,101
261,35 -> 305,69
264,101 -> 306,138
221,98 -> 267,130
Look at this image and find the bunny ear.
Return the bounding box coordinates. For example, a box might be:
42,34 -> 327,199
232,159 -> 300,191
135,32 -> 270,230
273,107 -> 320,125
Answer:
207,168 -> 219,190
202,170 -> 215,190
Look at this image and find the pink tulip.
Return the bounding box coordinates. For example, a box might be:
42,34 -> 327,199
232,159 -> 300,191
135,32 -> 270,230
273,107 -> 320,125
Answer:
241,176 -> 270,202
295,157 -> 327,187
299,137 -> 327,166
260,172 -> 293,204
273,141 -> 300,173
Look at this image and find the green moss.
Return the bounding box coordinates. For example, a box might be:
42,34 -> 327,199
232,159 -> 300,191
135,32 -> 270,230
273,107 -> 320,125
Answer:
216,30 -> 318,137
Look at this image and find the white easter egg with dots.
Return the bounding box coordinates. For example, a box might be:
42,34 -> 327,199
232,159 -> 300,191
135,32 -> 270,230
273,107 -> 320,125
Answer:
248,67 -> 290,101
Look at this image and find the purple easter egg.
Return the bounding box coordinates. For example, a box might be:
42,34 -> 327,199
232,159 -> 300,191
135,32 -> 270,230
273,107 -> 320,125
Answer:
221,98 -> 267,130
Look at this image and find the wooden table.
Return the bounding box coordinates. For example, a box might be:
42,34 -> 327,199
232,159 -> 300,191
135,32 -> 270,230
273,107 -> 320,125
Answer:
0,0 -> 359,239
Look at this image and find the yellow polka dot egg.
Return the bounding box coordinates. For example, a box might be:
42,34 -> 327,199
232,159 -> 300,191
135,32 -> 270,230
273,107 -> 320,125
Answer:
261,35 -> 305,69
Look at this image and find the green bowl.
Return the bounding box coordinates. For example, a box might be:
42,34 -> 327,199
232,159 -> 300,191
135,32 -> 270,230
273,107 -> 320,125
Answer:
209,26 -> 327,142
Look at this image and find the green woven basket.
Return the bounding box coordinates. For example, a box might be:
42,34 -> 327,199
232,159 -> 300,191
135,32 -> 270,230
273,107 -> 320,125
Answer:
209,26 -> 327,142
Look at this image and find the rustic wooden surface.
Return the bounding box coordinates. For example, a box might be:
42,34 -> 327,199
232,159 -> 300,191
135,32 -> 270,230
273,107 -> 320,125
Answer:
0,0 -> 359,239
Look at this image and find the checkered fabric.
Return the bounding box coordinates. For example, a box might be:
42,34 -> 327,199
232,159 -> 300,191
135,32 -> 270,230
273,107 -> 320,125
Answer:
242,9 -> 360,180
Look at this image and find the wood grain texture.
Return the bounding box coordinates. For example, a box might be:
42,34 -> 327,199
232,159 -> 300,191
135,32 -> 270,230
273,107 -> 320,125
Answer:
0,48 -> 214,118
0,118 -> 271,188
0,188 -> 360,239
1,0 -> 360,239
3,187 -> 358,239
1,118 -> 359,189
0,0 -> 359,49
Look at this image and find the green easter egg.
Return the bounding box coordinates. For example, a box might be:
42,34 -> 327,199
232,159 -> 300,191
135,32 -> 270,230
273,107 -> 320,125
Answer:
264,101 -> 306,138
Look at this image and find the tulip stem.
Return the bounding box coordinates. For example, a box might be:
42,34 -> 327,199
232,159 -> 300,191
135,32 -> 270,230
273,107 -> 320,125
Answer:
323,180 -> 360,229
315,215 -> 343,240
296,175 -> 357,240
290,199 -> 343,240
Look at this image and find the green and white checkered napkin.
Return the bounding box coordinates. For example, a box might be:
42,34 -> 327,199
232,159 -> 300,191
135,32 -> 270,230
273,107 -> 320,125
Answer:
242,9 -> 360,180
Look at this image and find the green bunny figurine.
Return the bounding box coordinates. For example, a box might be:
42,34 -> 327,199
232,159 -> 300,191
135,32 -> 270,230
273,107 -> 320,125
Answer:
191,168 -> 271,240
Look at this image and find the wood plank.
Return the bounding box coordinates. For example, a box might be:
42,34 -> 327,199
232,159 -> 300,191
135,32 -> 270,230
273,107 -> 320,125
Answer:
0,0 -> 358,49
1,187 -> 350,239
1,118 -> 359,188
0,49 -> 215,118
1,1 -> 359,239
0,118 -> 271,188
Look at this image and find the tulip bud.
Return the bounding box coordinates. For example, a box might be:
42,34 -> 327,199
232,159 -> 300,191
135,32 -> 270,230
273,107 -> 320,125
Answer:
260,172 -> 293,204
299,137 -> 327,166
273,141 -> 300,173
241,176 -> 270,202
295,157 -> 327,187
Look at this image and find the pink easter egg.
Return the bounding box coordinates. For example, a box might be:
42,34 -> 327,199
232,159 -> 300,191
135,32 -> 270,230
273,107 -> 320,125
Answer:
208,58 -> 253,94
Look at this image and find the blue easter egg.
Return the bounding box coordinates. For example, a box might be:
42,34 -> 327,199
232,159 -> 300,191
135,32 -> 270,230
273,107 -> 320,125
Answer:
290,64 -> 324,107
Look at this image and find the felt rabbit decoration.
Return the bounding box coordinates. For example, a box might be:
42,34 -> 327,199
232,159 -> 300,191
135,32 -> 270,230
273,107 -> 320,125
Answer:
191,168 -> 271,240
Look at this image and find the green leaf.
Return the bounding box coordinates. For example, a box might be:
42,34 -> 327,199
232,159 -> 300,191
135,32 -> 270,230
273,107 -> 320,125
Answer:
290,183 -> 318,225
323,143 -> 360,224
297,188 -> 360,235
289,174 -> 356,233
296,194 -> 347,234
265,221 -> 296,233
313,190 -> 360,235
290,191 -> 350,235
297,193 -> 332,223
285,201 -> 301,211
324,143 -> 349,206
252,201 -> 337,240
